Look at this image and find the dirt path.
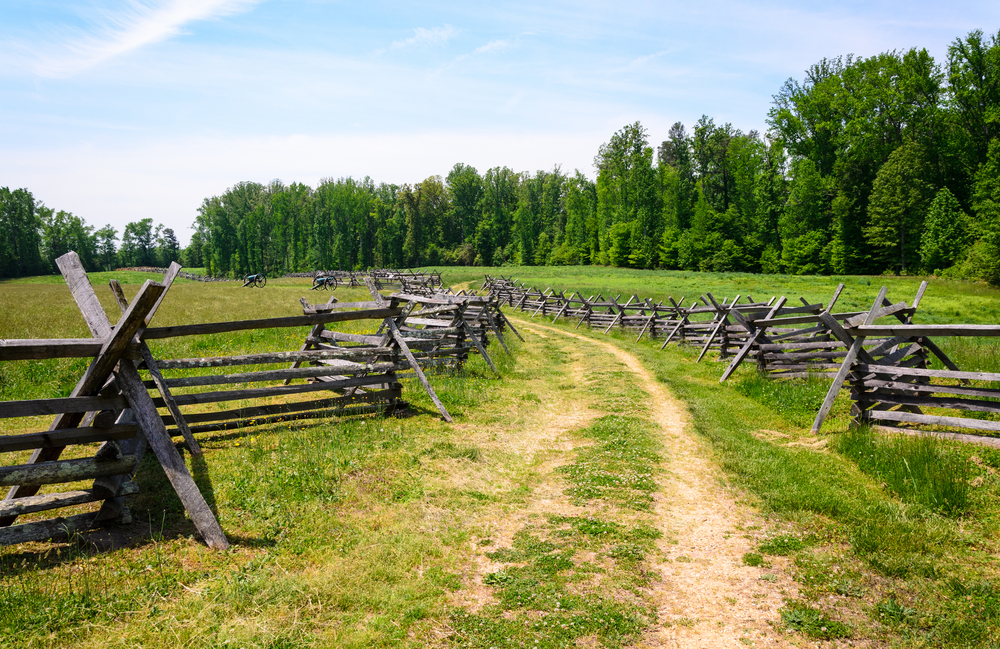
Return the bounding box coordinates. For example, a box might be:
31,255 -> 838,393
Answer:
516,320 -> 799,649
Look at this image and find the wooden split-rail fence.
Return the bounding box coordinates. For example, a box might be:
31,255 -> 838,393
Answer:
369,270 -> 444,294
0,257 -> 483,549
806,285 -> 1000,447
484,275 -> 1000,447
485,275 -> 784,360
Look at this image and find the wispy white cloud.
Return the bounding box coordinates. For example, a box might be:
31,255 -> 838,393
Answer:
627,51 -> 667,67
390,25 -> 458,50
23,0 -> 259,77
451,39 -> 512,65
474,39 -> 510,55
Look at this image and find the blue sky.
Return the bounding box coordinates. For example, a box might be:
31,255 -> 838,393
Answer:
2,1 -> 998,244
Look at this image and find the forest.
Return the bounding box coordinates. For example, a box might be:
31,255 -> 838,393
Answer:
2,29 -> 999,283
0,189 -> 180,278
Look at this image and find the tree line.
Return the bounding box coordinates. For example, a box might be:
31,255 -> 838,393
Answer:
0,188 -> 180,278
4,29 -> 999,283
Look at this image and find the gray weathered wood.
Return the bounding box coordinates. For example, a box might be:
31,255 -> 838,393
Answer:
696,295 -> 739,362
154,374 -> 396,407
873,425 -> 1000,449
0,455 -> 138,487
863,379 -> 1000,399
155,347 -> 394,370
758,340 -> 850,351
174,391 -> 403,434
497,309 -> 524,341
0,511 -> 110,546
142,307 -> 403,339
2,272 -> 162,521
867,391 -> 1000,414
852,324 -> 1000,337
479,304 -> 511,354
0,338 -> 142,361
158,362 -> 405,388
163,389 -> 403,427
386,319 -> 452,422
58,252 -> 110,337
284,293 -> 341,385
718,297 -> 785,381
827,283 -> 845,312
0,424 -> 137,453
392,292 -> 489,305
146,262 -> 182,324
301,300 -> 381,313
109,279 -> 202,456
853,363 -> 1000,383
810,337 -> 865,434
0,394 -> 128,420
843,302 -> 911,328
810,287 -> 887,433
867,409 -> 1000,432
461,321 -> 500,377
0,482 -> 137,518
113,359 -> 229,548
47,257 -> 229,549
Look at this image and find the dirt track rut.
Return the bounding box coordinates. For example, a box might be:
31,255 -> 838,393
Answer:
517,321 -> 799,648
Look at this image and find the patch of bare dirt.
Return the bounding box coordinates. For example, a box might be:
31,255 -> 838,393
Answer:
755,429 -> 828,451
518,321 -> 801,649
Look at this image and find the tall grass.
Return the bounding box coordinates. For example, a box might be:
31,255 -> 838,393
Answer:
835,426 -> 970,516
934,337 -> 1000,374
732,370 -> 831,429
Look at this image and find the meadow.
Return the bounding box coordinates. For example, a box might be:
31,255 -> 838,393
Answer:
1,267 -> 1000,647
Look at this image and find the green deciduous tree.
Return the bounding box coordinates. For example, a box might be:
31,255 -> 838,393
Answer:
95,225 -> 118,271
920,187 -> 973,272
948,30 -> 1000,175
0,187 -> 45,278
865,143 -> 935,274
40,208 -> 97,271
595,122 -> 661,267
780,158 -> 832,274
120,218 -> 156,267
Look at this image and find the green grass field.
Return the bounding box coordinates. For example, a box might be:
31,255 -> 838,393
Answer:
2,266 -> 1000,647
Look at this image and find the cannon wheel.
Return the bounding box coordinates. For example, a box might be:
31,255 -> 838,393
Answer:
256,275 -> 267,288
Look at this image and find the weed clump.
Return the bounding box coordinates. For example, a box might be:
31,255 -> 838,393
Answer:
758,534 -> 805,556
780,601 -> 851,640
